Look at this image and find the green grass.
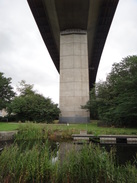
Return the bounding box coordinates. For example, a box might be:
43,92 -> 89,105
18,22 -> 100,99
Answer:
0,121 -> 137,135
0,122 -> 19,131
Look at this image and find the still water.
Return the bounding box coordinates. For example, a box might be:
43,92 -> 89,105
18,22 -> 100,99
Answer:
102,144 -> 137,165
0,140 -> 137,165
58,142 -> 137,165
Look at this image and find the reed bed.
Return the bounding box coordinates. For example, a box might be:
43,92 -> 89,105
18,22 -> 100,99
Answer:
58,144 -> 137,183
0,123 -> 137,183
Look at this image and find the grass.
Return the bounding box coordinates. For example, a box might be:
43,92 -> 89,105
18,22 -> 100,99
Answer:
59,144 -> 137,183
0,139 -> 57,183
0,125 -> 137,183
0,120 -> 137,136
0,122 -> 19,131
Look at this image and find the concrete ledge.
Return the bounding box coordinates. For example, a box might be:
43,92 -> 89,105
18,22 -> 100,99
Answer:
72,134 -> 137,144
0,131 -> 17,141
127,138 -> 137,144
100,137 -> 116,144
74,137 -> 89,141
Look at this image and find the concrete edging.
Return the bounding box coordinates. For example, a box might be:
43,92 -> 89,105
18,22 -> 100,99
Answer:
72,134 -> 137,144
0,131 -> 17,141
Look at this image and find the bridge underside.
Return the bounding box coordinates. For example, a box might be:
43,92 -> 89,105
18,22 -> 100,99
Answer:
27,0 -> 119,123
27,0 -> 119,88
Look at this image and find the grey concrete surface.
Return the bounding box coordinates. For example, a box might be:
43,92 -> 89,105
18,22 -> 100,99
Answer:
59,34 -> 90,123
27,0 -> 119,123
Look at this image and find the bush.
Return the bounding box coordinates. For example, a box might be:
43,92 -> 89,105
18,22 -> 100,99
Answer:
84,56 -> 137,127
8,94 -> 60,123
0,116 -> 8,122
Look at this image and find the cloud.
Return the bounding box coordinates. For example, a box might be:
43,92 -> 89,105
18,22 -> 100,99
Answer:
0,0 -> 136,104
0,0 -> 59,104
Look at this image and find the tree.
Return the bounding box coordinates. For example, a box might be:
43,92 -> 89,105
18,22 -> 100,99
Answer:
83,55 -> 137,127
16,80 -> 35,96
0,72 -> 15,110
81,87 -> 98,119
8,81 -> 60,123
97,55 -> 137,126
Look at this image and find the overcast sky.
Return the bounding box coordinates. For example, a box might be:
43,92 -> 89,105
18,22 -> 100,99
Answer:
0,0 -> 137,104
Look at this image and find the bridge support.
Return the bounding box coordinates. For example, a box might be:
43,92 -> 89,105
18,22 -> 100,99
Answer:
59,31 -> 90,123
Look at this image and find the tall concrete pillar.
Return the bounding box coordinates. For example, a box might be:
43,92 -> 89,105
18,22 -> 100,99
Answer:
59,31 -> 90,123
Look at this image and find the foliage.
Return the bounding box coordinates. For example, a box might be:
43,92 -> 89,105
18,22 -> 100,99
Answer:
0,124 -> 137,183
0,116 -> 8,122
81,87 -> 98,119
16,80 -> 35,96
0,142 -> 58,183
83,55 -> 137,127
7,81 -> 60,123
14,123 -> 48,141
0,72 -> 15,110
59,144 -> 137,183
98,55 -> 137,126
0,125 -> 57,183
1,121 -> 137,135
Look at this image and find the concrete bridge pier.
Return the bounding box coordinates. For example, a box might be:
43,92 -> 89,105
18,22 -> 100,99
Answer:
27,0 -> 119,123
59,31 -> 90,123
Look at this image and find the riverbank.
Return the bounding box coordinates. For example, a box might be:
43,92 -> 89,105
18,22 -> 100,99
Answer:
0,123 -> 137,183
0,121 -> 137,136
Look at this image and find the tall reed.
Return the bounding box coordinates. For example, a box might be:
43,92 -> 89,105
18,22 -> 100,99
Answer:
58,144 -> 137,183
0,123 -> 137,183
0,142 -> 58,182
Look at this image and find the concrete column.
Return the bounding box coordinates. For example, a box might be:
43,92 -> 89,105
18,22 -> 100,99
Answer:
59,32 -> 90,123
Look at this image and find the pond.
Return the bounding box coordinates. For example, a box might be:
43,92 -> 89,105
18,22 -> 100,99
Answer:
53,141 -> 137,165
0,139 -> 137,166
101,144 -> 137,165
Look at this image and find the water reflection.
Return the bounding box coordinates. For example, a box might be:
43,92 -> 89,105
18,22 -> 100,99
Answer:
1,140 -> 137,165
58,142 -> 137,165
103,144 -> 137,165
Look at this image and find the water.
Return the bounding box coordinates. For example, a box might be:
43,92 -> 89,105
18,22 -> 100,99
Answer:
0,140 -> 13,152
0,140 -> 137,165
58,142 -> 137,165
102,144 -> 137,165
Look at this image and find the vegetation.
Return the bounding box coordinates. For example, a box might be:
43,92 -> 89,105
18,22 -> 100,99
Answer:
1,121 -> 137,136
0,123 -> 137,183
7,80 -> 60,123
0,72 -> 15,110
1,55 -> 137,126
83,55 -> 137,127
81,87 -> 98,119
0,122 -> 19,131
59,144 -> 137,183
0,140 -> 57,183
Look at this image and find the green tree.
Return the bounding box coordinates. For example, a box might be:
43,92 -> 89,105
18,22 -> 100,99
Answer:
8,81 -> 60,123
17,80 -> 35,96
81,87 -> 98,119
83,55 -> 137,127
0,72 -> 15,110
97,55 -> 137,126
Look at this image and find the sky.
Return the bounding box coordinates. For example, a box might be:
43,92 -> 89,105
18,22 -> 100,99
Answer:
0,0 -> 137,104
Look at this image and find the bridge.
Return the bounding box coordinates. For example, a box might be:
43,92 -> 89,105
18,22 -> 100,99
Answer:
27,0 -> 119,123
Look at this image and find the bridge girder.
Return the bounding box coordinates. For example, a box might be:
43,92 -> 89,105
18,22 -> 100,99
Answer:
27,0 -> 119,89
